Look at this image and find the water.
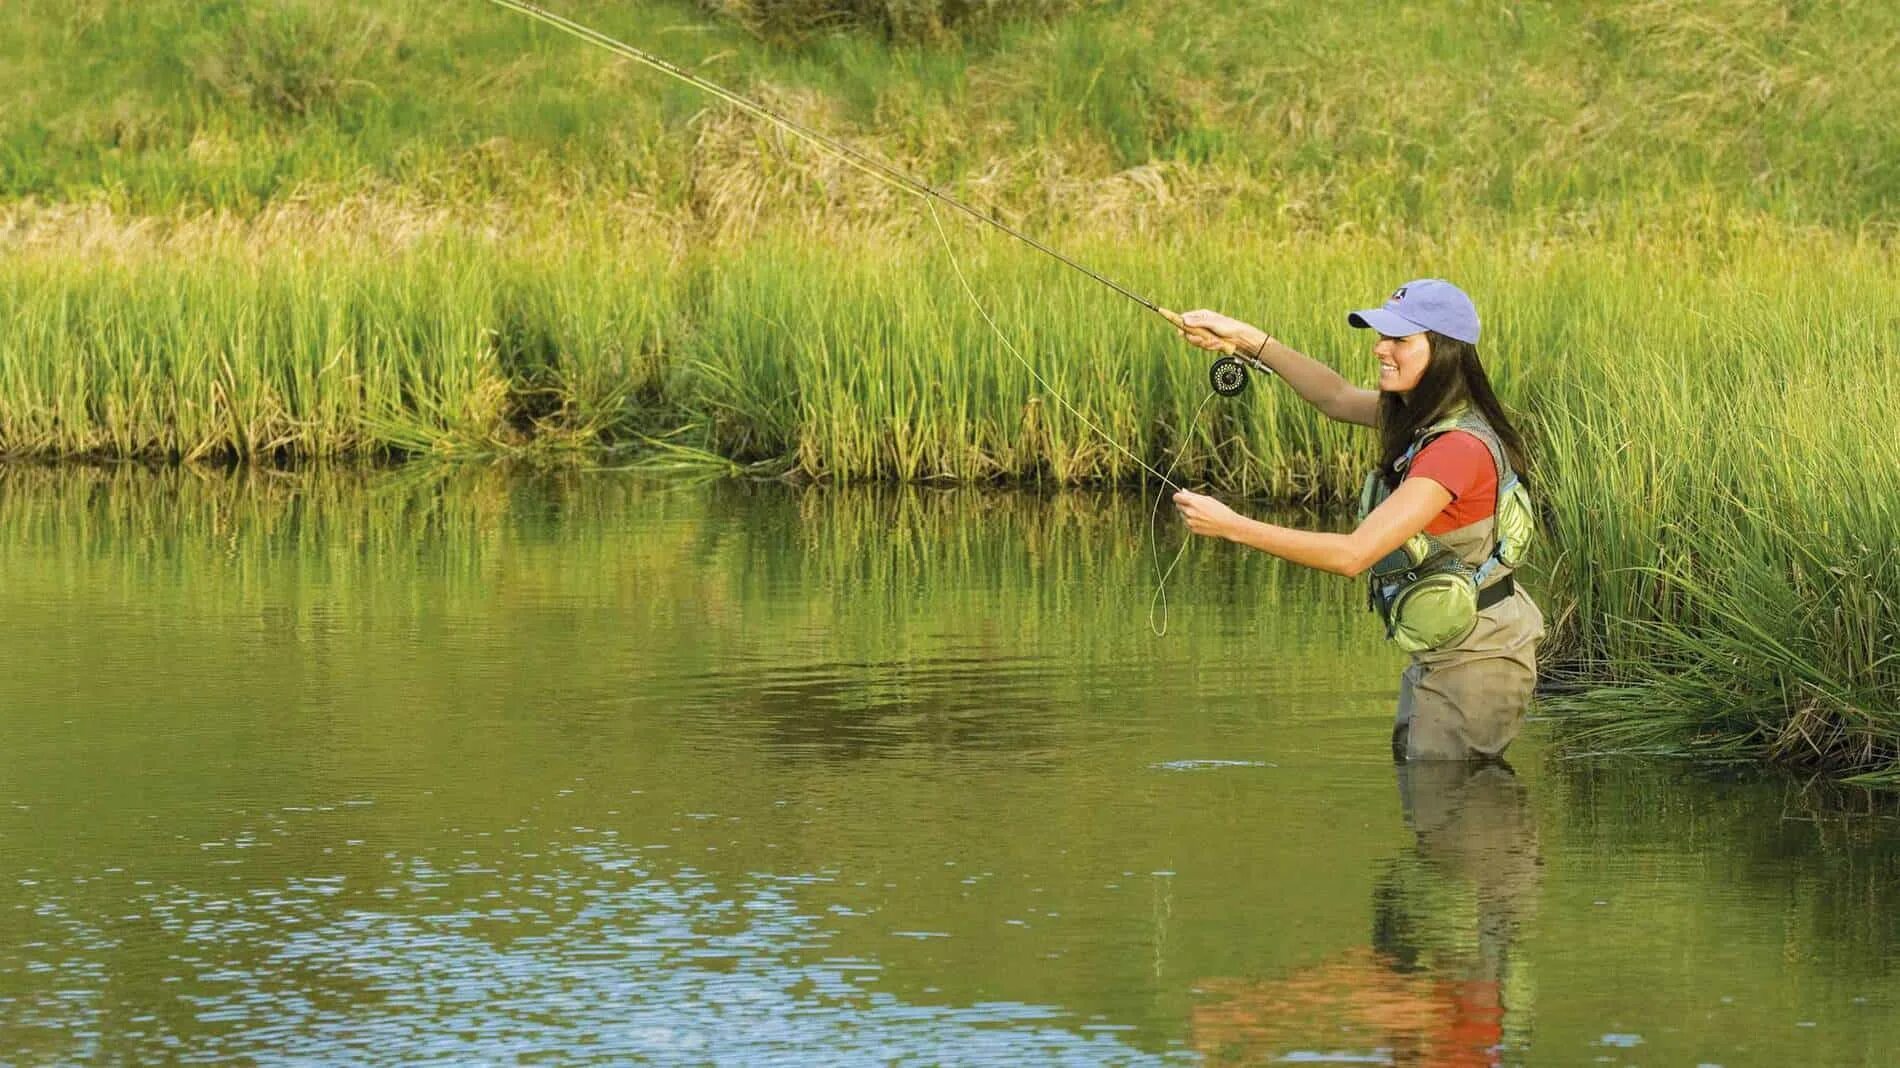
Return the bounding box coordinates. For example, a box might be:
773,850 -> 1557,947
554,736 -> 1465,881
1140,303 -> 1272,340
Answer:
3,466 -> 1898,1065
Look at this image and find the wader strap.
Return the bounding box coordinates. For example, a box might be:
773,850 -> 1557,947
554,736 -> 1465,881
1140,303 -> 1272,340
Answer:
1431,412 -> 1515,580
1476,574 -> 1515,611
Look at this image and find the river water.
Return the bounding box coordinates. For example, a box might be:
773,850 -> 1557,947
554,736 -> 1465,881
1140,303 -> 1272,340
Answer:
3,467 -> 1898,1065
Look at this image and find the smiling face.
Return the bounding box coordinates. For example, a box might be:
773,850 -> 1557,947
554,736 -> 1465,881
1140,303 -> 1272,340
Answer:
1374,332 -> 1432,394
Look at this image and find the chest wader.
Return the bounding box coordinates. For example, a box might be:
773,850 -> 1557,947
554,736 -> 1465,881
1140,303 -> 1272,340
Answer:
1360,409 -> 1547,761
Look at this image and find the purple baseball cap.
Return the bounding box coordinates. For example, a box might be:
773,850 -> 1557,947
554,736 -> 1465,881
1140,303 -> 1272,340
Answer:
1347,279 -> 1481,344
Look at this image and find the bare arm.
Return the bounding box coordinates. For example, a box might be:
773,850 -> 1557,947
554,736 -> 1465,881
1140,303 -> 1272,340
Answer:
1252,335 -> 1380,427
1173,478 -> 1451,577
1175,311 -> 1379,427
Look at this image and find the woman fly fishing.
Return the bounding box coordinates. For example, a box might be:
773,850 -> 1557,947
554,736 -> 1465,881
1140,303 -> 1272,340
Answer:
1171,281 -> 1545,762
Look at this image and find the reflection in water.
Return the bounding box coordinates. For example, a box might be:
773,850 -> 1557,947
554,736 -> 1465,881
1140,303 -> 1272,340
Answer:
4,467 -> 1900,1064
1191,763 -> 1540,1066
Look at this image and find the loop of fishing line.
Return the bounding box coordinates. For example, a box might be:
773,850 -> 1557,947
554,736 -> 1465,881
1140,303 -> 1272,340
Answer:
926,200 -> 1217,636
1146,390 -> 1220,637
924,200 -> 1186,493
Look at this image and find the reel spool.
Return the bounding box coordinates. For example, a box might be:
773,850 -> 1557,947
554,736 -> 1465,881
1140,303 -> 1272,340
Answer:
1209,355 -> 1249,397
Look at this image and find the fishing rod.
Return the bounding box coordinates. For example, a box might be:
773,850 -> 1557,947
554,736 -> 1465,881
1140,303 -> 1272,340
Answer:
482,0 -> 1274,394
487,0 -> 1257,634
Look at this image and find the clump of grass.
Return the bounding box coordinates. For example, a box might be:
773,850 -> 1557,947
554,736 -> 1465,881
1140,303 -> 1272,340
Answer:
1541,351 -> 1900,781
188,2 -> 394,120
1554,520 -> 1900,782
0,212 -> 676,462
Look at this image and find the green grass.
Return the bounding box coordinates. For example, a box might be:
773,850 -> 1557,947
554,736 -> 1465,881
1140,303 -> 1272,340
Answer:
5,0 -> 1898,228
0,215 -> 677,461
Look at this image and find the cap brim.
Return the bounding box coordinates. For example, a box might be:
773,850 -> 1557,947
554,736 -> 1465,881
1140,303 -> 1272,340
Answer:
1347,307 -> 1427,337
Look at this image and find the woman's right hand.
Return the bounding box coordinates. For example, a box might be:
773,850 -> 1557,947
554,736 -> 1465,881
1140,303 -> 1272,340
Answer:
1176,309 -> 1258,352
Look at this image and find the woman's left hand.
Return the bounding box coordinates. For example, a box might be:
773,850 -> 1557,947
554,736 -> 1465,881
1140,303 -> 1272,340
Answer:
1173,490 -> 1242,541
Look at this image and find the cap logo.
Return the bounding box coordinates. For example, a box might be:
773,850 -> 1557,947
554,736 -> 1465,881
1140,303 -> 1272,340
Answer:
1390,286 -> 1408,302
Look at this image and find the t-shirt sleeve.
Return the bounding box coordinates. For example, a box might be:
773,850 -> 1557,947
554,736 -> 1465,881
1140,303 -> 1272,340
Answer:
1404,431 -> 1492,504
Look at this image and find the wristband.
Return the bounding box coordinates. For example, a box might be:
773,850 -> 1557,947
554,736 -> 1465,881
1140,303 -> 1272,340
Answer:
1245,333 -> 1278,376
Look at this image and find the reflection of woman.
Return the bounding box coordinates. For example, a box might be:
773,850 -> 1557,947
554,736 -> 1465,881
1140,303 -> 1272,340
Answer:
1190,762 -> 1542,1066
1171,281 -> 1545,761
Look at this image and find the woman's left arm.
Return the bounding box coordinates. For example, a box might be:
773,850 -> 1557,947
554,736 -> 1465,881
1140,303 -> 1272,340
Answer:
1173,479 -> 1452,578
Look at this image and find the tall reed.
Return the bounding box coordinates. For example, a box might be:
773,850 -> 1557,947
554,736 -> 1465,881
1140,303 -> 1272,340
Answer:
0,224 -> 675,461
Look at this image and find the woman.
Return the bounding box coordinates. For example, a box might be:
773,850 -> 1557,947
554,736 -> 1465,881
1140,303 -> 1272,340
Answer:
1171,279 -> 1544,762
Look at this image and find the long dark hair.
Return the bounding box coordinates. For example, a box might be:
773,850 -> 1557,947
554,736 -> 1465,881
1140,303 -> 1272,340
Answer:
1376,332 -> 1531,490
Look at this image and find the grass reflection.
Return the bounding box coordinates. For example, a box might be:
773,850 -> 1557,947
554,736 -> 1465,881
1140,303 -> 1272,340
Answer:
3,471 -> 1900,1064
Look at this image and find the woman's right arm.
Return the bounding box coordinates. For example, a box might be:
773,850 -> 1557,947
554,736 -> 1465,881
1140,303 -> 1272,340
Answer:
1177,310 -> 1380,427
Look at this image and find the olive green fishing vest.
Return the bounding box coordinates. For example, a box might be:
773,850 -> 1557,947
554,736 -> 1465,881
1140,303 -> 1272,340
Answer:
1357,407 -> 1537,651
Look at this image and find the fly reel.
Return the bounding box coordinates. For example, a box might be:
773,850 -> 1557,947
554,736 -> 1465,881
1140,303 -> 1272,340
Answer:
1210,355 -> 1250,397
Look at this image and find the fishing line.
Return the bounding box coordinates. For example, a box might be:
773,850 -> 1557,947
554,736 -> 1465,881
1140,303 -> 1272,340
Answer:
492,0 -> 1150,310
926,199 -> 1213,636
1146,390 -> 1219,636
923,200 -> 1187,492
481,0 -> 1276,370
488,0 -> 1265,630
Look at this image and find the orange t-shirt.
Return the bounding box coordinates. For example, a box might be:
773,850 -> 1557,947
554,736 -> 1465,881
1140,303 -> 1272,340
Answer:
1405,431 -> 1497,536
